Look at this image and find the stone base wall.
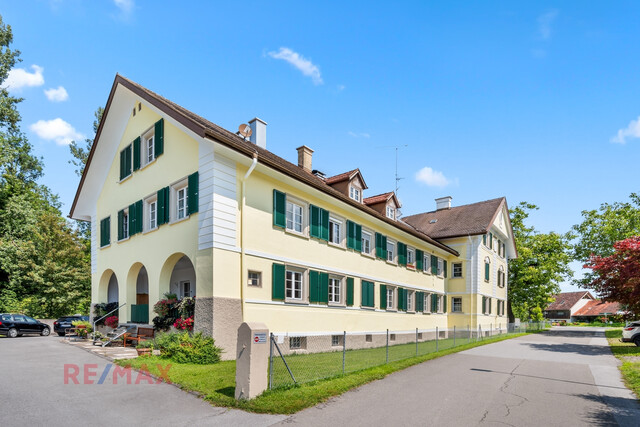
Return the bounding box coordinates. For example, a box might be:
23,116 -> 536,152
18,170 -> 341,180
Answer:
194,296 -> 213,337
212,297 -> 242,360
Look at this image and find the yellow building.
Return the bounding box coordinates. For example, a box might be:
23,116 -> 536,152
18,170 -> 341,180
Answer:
70,75 -> 516,356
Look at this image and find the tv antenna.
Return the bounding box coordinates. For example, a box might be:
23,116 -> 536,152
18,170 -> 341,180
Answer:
376,144 -> 408,196
237,124 -> 252,141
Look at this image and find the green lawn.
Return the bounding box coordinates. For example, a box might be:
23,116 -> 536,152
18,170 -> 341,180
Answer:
117,331 -> 532,414
605,328 -> 640,399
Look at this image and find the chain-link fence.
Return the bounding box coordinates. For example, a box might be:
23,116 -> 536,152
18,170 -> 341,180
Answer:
268,321 -> 550,389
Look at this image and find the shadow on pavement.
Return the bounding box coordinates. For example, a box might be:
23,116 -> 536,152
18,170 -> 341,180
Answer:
524,342 -> 612,357
574,392 -> 640,427
542,330 -> 605,338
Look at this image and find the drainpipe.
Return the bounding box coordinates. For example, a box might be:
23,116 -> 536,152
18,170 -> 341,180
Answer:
468,234 -> 474,331
240,153 -> 258,322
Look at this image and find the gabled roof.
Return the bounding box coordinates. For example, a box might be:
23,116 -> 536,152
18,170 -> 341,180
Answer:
573,300 -> 622,317
546,291 -> 594,311
364,192 -> 400,207
70,75 -> 457,256
402,198 -> 506,240
325,168 -> 368,189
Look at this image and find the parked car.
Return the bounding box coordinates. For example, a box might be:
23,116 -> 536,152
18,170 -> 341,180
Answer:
622,321 -> 640,346
53,315 -> 89,336
0,313 -> 51,338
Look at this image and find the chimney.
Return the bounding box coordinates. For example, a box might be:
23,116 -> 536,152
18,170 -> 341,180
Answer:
297,145 -> 314,172
249,117 -> 267,149
435,196 -> 452,210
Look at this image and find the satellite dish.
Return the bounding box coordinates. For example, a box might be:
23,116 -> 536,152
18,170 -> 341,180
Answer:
238,124 -> 252,139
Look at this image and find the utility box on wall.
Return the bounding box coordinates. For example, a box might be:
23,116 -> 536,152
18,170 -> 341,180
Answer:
235,322 -> 269,400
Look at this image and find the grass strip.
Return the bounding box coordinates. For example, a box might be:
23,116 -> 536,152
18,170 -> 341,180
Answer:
605,328 -> 640,399
117,332 -> 530,414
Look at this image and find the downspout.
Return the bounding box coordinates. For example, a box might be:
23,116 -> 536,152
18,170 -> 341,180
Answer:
468,234 -> 474,330
240,153 -> 258,322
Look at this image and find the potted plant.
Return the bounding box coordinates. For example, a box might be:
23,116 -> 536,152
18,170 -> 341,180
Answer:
105,315 -> 119,329
136,340 -> 154,356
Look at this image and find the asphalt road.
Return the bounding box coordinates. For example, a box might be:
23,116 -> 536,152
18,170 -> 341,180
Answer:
281,327 -> 640,426
0,334 -> 286,427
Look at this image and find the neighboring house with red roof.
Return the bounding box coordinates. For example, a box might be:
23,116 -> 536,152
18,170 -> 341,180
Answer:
544,291 -> 595,321
572,300 -> 623,322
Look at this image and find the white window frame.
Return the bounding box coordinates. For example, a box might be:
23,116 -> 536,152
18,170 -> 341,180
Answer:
423,254 -> 431,274
452,262 -> 463,278
248,271 -> 261,287
406,290 -> 414,312
331,335 -> 343,347
181,280 -> 191,298
169,177 -> 189,223
177,186 -> 187,220
424,293 -> 431,313
437,258 -> 444,277
407,247 -> 415,267
386,286 -> 395,310
361,229 -> 372,256
120,207 -> 129,241
452,297 -> 463,313
329,215 -> 343,246
285,196 -> 306,236
141,126 -> 156,167
386,205 -> 395,220
143,194 -> 158,232
386,240 -> 396,263
328,276 -> 343,305
484,257 -> 491,283
349,185 -> 361,202
285,268 -> 304,302
435,294 -> 442,313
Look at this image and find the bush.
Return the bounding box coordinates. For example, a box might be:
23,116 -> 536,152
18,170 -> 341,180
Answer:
174,316 -> 194,331
71,320 -> 92,338
154,331 -> 221,364
105,316 -> 119,328
93,302 -> 119,325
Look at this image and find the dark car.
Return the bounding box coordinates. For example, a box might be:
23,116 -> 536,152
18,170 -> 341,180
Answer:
0,313 -> 51,338
53,315 -> 89,336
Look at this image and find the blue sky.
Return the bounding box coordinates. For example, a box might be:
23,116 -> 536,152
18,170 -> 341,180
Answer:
4,1 -> 640,292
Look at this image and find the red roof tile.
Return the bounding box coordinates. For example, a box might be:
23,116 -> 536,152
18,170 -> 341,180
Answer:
364,192 -> 394,205
573,300 -> 622,316
546,291 -> 594,311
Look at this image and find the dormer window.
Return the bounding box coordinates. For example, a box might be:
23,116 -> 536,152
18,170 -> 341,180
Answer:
386,206 -> 395,220
349,186 -> 361,202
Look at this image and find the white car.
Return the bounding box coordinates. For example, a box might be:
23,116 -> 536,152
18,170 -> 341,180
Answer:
622,322 -> 640,346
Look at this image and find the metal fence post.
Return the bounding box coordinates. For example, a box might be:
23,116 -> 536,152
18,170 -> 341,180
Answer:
269,333 -> 274,390
386,329 -> 389,364
468,324 -> 471,343
342,331 -> 346,375
436,326 -> 439,352
491,323 -> 493,337
453,325 -> 456,347
415,328 -> 418,356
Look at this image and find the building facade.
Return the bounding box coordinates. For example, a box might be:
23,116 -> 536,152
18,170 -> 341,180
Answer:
70,75 -> 516,357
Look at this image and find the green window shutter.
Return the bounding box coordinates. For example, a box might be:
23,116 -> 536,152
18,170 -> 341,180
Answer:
399,288 -> 406,311
375,233 -> 382,258
188,171 -> 199,215
346,277 -> 354,306
483,234 -> 487,245
362,280 -> 374,307
489,232 -> 493,249
369,282 -> 375,308
309,205 -> 320,238
482,296 -> 486,314
319,272 -> 329,304
157,186 -> 169,226
488,298 -> 492,314
117,210 -> 124,240
133,137 -> 141,171
309,270 -> 320,303
154,119 -> 164,157
431,294 -> 438,312
129,203 -> 136,236
398,242 -> 407,266
272,263 -> 285,301
444,260 -> 448,278
380,284 -> 387,309
355,224 -> 362,252
124,145 -> 132,178
347,220 -> 355,249
320,209 -> 329,241
416,249 -> 424,270
416,292 -> 423,312
119,150 -> 125,180
443,296 -> 447,313
100,217 -> 110,247
135,200 -> 143,234
273,190 -> 286,228
431,255 -> 438,274
485,262 -> 490,281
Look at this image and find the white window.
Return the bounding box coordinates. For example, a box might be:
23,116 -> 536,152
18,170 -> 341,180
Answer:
181,281 -> 191,298
149,200 -> 157,230
285,270 -> 303,300
453,263 -> 463,278
329,217 -> 342,245
177,187 -> 187,220
349,186 -> 361,202
424,293 -> 431,313
437,258 -> 444,276
407,248 -> 415,266
453,297 -> 462,312
361,230 -> 372,255
122,211 -> 129,239
329,277 -> 341,304
423,254 -> 430,273
386,241 -> 395,262
286,201 -> 303,233
145,134 -> 155,164
435,295 -> 442,313
386,205 -> 395,220
248,271 -> 261,287
386,287 -> 394,309
407,290 -> 414,312
498,266 -> 506,288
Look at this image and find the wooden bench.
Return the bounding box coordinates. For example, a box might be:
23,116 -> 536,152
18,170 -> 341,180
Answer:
123,327 -> 155,347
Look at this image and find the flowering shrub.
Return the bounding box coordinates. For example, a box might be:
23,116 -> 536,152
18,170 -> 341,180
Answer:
153,299 -> 178,317
178,297 -> 195,319
174,316 -> 194,331
105,316 -> 119,328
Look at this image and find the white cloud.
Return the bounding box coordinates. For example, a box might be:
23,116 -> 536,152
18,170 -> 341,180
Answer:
2,65 -> 44,90
348,131 -> 370,138
611,115 -> 640,144
114,0 -> 134,15
44,86 -> 69,102
30,118 -> 84,146
538,10 -> 558,40
415,166 -> 451,188
268,47 -> 323,85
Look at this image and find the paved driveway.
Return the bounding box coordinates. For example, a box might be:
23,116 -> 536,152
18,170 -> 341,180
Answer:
281,327 -> 640,426
0,335 -> 285,427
